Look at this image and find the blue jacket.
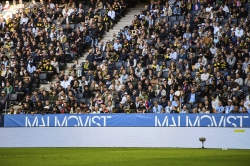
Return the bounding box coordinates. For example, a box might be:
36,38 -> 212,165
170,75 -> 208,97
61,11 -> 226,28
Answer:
85,35 -> 91,45
181,84 -> 190,93
86,54 -> 95,63
187,93 -> 199,103
178,54 -> 186,61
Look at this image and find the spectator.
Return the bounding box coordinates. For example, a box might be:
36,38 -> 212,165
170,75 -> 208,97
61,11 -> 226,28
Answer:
0,91 -> 8,113
153,101 -> 162,113
187,88 -> 199,104
181,105 -> 189,113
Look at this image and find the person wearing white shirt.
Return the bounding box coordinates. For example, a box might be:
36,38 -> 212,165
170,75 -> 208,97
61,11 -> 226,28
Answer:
210,44 -> 217,55
235,73 -> 243,86
121,92 -> 128,104
194,58 -> 202,70
206,3 -> 213,12
225,100 -> 234,114
108,8 -> 115,20
235,25 -> 244,37
201,68 -> 209,81
242,57 -> 250,71
221,3 -> 229,13
213,23 -> 222,35
48,0 -> 55,9
20,14 -> 29,24
169,48 -> 177,61
165,101 -> 173,113
211,95 -> 219,109
27,64 -> 36,74
62,8 -> 71,17
61,75 -> 71,89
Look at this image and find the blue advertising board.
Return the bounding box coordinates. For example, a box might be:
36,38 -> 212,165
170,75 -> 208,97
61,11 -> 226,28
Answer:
3,114 -> 250,127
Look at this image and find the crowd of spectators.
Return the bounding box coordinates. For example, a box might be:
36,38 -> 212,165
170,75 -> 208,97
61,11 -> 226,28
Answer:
0,0 -> 127,114
2,0 -> 250,115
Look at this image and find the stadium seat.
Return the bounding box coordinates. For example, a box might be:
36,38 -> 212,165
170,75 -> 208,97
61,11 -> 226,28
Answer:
196,92 -> 201,97
76,93 -> 83,99
244,3 -> 250,10
185,103 -> 192,109
123,61 -> 128,67
221,19 -> 228,24
169,16 -> 176,21
103,52 -> 107,58
199,97 -> 205,103
235,92 -> 239,97
173,21 -> 180,26
231,18 -> 237,24
51,20 -> 57,25
189,10 -> 197,16
177,16 -> 184,21
76,24 -> 82,28
39,73 -> 47,83
162,71 -> 168,78
191,71 -> 196,77
167,21 -> 172,26
62,24 -> 67,29
148,109 -> 153,113
193,103 -> 198,109
78,99 -> 86,103
202,81 -> 206,86
162,16 -> 168,21
150,98 -> 159,103
157,61 -> 163,66
69,24 -> 75,29
84,5 -> 89,10
9,94 -> 18,105
200,87 -> 205,91
115,62 -> 123,68
100,9 -> 107,15
242,86 -> 249,92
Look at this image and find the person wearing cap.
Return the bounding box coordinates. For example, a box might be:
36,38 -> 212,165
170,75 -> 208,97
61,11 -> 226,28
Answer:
115,102 -> 124,113
4,37 -> 13,49
225,100 -> 234,114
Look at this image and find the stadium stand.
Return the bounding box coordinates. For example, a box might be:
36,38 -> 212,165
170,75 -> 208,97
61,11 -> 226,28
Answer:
1,0 -> 250,114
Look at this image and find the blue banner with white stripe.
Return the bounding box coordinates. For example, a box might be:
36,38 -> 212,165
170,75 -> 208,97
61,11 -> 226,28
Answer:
3,114 -> 250,127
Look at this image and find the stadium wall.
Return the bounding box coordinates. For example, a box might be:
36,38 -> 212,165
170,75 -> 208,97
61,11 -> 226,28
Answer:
0,127 -> 249,149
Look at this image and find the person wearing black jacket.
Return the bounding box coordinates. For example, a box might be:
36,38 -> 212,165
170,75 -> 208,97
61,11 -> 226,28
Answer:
147,85 -> 156,98
15,82 -> 25,102
22,103 -> 33,114
91,24 -> 99,48
32,72 -> 40,89
23,77 -> 31,95
83,86 -> 92,99
170,106 -> 179,113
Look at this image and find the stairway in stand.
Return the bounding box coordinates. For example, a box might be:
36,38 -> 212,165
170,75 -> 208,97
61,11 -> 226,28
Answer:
39,3 -> 147,91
